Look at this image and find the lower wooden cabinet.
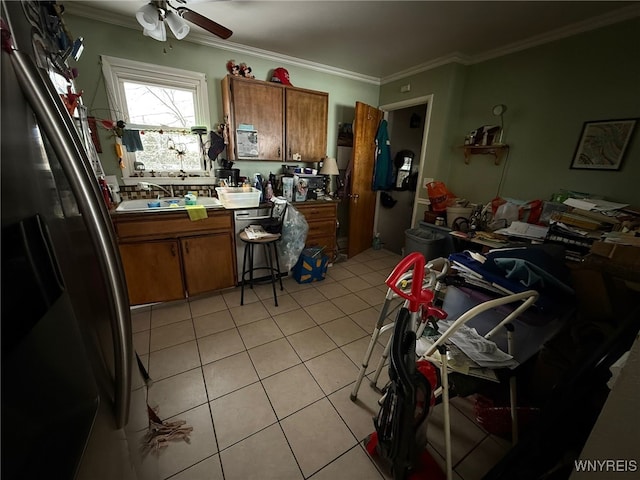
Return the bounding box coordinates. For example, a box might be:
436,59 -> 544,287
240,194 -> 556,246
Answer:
296,201 -> 338,261
119,240 -> 184,305
113,210 -> 236,306
181,234 -> 235,296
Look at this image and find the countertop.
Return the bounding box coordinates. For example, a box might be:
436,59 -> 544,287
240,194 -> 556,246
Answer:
110,197 -> 340,216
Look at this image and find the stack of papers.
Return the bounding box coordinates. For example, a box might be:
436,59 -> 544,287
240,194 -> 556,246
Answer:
417,318 -> 518,379
563,197 -> 628,212
494,221 -> 549,241
438,320 -> 519,369
244,225 -> 276,239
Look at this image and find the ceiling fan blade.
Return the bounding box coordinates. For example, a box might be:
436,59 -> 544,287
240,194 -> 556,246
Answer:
176,7 -> 232,39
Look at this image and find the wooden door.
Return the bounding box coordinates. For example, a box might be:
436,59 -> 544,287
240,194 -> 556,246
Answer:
285,88 -> 328,162
181,233 -> 235,296
347,102 -> 384,258
119,240 -> 183,305
222,76 -> 285,160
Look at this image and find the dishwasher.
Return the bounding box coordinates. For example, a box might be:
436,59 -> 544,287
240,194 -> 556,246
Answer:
234,208 -> 289,284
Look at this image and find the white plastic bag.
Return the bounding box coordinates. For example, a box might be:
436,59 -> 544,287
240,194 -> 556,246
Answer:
278,203 -> 309,271
493,201 -> 520,227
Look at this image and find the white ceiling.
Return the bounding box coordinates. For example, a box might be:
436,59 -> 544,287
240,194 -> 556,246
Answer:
65,1 -> 640,83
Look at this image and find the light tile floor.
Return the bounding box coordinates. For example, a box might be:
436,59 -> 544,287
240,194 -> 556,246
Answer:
131,248 -> 511,480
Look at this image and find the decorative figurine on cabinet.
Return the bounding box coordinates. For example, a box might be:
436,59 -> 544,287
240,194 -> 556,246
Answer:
226,59 -> 241,76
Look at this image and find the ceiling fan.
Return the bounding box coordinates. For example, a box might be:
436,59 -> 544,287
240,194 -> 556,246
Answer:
136,0 -> 232,42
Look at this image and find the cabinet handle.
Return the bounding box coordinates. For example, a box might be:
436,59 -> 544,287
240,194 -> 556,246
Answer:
277,147 -> 281,157
288,147 -> 292,159
184,241 -> 189,254
171,244 -> 177,256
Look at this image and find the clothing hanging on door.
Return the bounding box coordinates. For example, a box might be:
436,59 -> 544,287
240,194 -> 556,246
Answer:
372,119 -> 393,191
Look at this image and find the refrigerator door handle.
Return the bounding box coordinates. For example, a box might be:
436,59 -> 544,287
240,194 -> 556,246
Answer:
7,48 -> 132,429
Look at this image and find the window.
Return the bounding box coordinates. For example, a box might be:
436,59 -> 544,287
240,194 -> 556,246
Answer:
101,56 -> 210,181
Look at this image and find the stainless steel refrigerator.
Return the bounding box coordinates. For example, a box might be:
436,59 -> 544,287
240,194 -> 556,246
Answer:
1,2 -> 150,478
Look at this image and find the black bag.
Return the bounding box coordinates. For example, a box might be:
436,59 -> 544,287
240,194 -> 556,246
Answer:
258,201 -> 288,234
258,217 -> 282,234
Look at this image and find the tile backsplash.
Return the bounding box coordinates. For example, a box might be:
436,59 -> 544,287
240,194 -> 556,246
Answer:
119,184 -> 217,201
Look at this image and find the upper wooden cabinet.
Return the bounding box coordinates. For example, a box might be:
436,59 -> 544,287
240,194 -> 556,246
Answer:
285,88 -> 328,162
222,75 -> 328,162
222,76 -> 284,160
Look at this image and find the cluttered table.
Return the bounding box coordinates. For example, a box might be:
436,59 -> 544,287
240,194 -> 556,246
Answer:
424,195 -> 639,262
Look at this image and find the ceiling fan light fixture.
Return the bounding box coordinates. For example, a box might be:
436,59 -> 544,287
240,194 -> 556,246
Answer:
136,2 -> 160,30
165,10 -> 190,40
143,21 -> 167,42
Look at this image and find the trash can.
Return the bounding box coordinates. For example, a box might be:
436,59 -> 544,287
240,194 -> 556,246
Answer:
404,228 -> 446,260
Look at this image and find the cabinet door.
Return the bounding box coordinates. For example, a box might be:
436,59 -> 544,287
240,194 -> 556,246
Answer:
181,233 -> 235,296
225,77 -> 284,160
297,203 -> 337,261
119,241 -> 184,305
285,88 -> 328,162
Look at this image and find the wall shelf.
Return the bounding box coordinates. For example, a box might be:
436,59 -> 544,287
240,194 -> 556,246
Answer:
462,145 -> 509,165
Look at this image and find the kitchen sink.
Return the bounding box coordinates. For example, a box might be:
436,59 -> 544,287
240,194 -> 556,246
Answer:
115,197 -> 223,212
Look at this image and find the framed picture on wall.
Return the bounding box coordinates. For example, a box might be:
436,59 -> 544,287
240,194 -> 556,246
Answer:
570,118 -> 637,171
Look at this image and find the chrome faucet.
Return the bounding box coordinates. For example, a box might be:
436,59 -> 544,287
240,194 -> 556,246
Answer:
137,181 -> 174,197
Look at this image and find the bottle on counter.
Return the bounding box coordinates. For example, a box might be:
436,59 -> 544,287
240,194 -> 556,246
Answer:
372,232 -> 382,250
265,181 -> 274,200
254,174 -> 264,202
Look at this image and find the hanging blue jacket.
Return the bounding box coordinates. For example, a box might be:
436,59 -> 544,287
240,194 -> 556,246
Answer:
372,119 -> 393,190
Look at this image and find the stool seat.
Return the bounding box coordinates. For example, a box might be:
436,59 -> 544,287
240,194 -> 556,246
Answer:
239,230 -> 283,306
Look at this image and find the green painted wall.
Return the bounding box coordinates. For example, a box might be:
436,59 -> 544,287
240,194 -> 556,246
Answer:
381,62 -> 467,200
66,15 -> 379,181
68,14 -> 639,205
381,17 -> 640,206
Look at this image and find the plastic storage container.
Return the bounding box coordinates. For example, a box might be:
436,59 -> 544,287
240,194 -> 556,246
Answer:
404,228 -> 446,260
215,187 -> 261,208
446,206 -> 473,228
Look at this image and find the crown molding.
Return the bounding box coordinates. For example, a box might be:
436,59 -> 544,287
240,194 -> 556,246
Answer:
471,2 -> 640,65
65,2 -> 135,31
64,2 -> 380,85
380,53 -> 472,85
380,3 -> 640,85
191,34 -> 381,85
66,2 -> 640,87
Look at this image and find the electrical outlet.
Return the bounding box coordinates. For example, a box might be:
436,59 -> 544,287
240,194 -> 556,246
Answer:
400,84 -> 411,93
423,177 -> 433,189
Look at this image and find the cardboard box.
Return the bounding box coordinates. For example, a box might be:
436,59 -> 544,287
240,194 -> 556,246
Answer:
586,241 -> 640,282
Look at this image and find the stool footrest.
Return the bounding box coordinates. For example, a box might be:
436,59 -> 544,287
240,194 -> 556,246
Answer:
240,238 -> 283,307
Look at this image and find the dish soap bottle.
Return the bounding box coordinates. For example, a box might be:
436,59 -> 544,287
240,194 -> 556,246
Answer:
265,181 -> 274,201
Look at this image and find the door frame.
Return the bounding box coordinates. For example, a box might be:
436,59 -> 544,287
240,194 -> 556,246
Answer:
376,95 -> 434,232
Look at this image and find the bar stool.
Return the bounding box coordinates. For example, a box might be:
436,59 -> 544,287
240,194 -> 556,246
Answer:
239,231 -> 284,306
